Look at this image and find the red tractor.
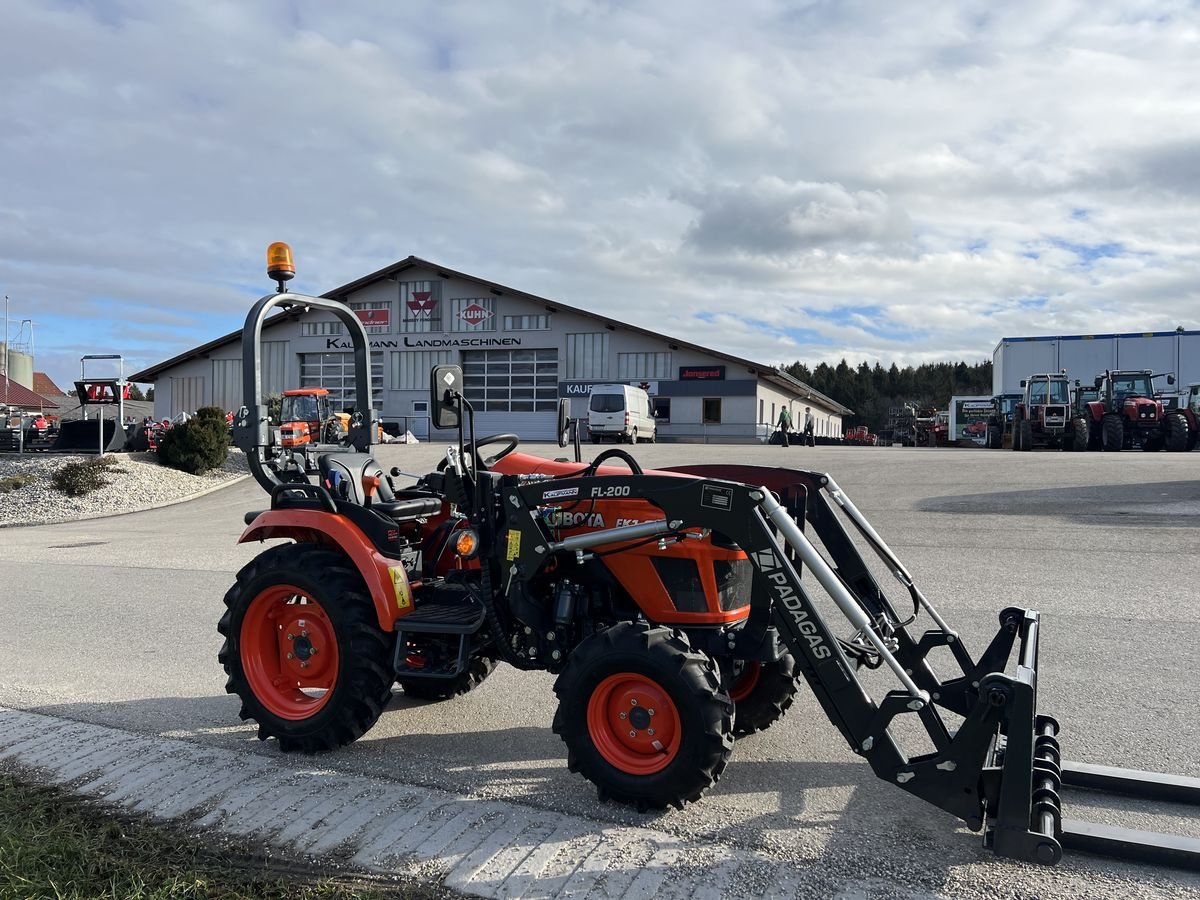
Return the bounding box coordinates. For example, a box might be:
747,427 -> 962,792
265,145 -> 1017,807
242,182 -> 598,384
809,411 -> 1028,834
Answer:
1012,373 -> 1089,451
844,425 -> 876,445
1085,369 -> 1185,452
219,244 -> 1200,868
1158,382 -> 1200,452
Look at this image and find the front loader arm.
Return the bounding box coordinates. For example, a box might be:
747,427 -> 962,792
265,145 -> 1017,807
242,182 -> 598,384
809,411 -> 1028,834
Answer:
494,466 -> 1200,869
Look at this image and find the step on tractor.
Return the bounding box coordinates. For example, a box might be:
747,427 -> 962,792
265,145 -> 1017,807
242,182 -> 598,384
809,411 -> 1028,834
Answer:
1086,369 -> 1186,452
220,244 -> 1200,871
1011,373 -> 1088,452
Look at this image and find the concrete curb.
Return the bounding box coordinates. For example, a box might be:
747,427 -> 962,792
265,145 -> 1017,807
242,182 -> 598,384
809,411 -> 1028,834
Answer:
0,472 -> 252,529
0,706 -> 830,899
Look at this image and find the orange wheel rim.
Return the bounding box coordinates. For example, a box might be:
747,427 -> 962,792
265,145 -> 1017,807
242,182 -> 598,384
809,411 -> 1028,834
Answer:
729,661 -> 762,703
241,584 -> 340,721
586,672 -> 681,775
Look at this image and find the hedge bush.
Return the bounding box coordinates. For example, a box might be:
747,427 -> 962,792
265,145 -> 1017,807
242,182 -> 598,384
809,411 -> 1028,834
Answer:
195,405 -> 227,423
157,413 -> 229,475
0,474 -> 35,494
51,457 -> 123,497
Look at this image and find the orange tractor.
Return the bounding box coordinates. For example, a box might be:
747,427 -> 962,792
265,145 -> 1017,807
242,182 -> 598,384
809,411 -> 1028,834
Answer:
278,387 -> 348,449
221,244 -> 1200,867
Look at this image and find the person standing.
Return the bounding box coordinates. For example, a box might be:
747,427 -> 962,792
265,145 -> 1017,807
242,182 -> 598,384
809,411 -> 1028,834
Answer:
777,405 -> 792,447
803,406 -> 815,446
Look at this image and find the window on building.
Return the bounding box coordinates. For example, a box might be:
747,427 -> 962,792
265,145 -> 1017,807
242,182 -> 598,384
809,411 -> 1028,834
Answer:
617,351 -> 671,380
349,300 -> 392,335
301,321 -> 344,337
450,297 -> 496,332
390,350 -> 451,391
703,397 -> 721,424
652,397 -> 671,423
462,348 -> 558,411
565,333 -> 609,379
299,351 -> 384,412
503,314 -> 551,331
399,281 -> 442,333
758,398 -> 764,424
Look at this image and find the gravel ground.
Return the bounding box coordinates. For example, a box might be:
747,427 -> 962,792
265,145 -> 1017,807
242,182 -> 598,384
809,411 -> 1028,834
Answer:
0,450 -> 249,527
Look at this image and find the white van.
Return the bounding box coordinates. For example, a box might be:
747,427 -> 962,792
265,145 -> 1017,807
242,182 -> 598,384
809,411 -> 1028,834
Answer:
588,384 -> 656,444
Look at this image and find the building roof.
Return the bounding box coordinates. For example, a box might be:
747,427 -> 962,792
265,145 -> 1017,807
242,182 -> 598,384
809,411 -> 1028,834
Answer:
0,376 -> 60,410
32,371 -> 68,397
130,256 -> 852,415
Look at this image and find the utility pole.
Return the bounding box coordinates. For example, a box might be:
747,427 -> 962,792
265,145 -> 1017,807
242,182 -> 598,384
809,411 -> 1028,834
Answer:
3,294 -> 8,413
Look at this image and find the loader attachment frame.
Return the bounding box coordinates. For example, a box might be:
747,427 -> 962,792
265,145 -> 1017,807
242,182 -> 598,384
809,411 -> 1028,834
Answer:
492,464 -> 1200,869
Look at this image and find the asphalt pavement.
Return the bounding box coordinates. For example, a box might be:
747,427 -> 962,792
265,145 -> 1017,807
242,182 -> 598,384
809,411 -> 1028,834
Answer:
1,440 -> 1199,898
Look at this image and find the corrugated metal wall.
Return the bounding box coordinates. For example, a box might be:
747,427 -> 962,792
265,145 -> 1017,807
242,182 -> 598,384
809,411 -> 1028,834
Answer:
261,341 -> 288,397
472,411 -> 556,442
211,359 -> 242,411
170,376 -> 206,415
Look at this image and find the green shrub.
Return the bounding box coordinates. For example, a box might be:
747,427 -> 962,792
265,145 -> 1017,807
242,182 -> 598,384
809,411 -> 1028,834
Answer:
0,474 -> 35,494
195,405 -> 227,422
50,456 -> 123,497
157,415 -> 229,475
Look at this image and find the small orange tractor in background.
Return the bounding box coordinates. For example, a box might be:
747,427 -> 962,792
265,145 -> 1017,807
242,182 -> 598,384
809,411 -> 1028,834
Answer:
222,243 -> 1200,871
279,388 -> 348,449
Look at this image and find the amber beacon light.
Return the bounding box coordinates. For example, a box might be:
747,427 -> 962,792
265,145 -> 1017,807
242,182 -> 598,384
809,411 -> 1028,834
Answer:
266,241 -> 295,291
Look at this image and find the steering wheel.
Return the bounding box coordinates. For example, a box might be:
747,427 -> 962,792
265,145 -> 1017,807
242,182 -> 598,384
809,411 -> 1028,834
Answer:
466,433 -> 520,468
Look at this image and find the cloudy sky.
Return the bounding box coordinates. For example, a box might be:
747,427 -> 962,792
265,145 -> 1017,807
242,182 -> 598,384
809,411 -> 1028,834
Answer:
3,0 -> 1199,390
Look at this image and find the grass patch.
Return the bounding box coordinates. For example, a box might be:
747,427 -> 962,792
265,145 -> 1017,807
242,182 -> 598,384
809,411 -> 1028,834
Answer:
0,474 -> 35,494
49,456 -> 125,497
0,770 -> 449,899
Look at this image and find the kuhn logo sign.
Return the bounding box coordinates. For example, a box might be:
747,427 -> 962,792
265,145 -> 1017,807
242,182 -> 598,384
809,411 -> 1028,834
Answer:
458,303 -> 492,326
753,549 -> 831,659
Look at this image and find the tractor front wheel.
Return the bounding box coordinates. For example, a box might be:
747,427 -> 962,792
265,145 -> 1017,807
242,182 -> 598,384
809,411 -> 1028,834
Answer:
218,543 -> 394,753
1069,417 -> 1090,452
728,653 -> 799,737
553,623 -> 733,811
1102,415 -> 1123,451
1017,418 -> 1033,451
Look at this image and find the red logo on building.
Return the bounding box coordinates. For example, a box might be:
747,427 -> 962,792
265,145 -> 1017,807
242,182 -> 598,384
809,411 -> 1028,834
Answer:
407,292 -> 436,317
355,308 -> 391,327
459,303 -> 492,326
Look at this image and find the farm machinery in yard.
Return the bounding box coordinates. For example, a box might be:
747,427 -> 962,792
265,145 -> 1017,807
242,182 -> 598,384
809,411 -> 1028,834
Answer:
1086,369 -> 1187,452
1011,373 -> 1089,452
221,245 -> 1200,870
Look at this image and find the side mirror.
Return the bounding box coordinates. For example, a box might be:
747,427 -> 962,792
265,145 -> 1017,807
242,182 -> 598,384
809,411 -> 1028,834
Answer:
1168,374 -> 1176,386
1094,376 -> 1103,389
557,399 -> 570,448
1019,379 -> 1026,388
430,365 -> 463,429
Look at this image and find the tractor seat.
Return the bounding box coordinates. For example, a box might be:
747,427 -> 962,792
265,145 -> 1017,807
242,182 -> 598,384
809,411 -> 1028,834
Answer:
317,453 -> 442,522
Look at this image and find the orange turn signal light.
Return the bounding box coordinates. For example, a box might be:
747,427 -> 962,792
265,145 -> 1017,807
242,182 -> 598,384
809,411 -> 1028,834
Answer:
267,242 -> 295,282
454,529 -> 480,559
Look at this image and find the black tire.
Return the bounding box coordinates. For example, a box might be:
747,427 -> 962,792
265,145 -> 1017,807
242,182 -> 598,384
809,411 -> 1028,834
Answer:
1164,412 -> 1189,452
630,428 -> 638,445
986,425 -> 1001,449
1018,418 -> 1033,451
218,543 -> 394,753
1011,416 -> 1022,451
552,623 -> 733,811
398,655 -> 497,701
1102,414 -> 1123,451
728,654 -> 798,737
1069,417 -> 1090,452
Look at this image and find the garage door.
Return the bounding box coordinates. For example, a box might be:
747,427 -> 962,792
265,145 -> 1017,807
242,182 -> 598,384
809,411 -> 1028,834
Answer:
462,348 -> 558,441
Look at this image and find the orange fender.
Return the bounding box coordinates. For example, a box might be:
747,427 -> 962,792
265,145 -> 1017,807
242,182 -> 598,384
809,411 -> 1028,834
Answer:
239,509 -> 413,631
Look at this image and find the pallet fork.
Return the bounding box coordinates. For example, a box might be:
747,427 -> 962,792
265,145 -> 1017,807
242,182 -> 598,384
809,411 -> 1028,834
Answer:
493,463 -> 1200,869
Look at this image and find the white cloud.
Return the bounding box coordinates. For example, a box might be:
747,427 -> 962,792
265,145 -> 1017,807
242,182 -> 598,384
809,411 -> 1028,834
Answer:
2,0 -> 1200,391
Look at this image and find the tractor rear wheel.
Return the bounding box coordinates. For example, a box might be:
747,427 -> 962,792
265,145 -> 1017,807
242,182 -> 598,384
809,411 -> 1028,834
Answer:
986,425 -> 1001,449
552,622 -> 733,811
1164,412 -> 1189,452
728,653 -> 798,737
218,543 -> 394,753
1102,414 -> 1123,451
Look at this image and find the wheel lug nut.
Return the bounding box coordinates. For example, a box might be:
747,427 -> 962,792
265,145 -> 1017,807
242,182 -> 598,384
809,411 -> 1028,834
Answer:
630,698 -> 638,706
300,661 -> 307,668
286,633 -> 294,640
286,652 -> 294,659
618,712 -> 627,720
629,730 -> 637,737
648,728 -> 655,736
302,631 -> 308,638
648,709 -> 655,716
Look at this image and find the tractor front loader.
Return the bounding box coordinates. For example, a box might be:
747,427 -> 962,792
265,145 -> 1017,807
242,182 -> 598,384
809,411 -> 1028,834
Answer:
221,244 -> 1200,872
